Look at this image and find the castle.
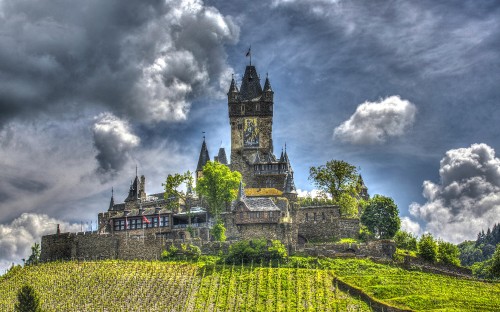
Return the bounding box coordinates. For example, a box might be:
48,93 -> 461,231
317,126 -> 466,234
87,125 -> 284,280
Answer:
41,63 -> 370,261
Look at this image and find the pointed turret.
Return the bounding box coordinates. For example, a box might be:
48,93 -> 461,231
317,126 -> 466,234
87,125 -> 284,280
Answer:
196,137 -> 210,183
125,175 -> 139,202
216,148 -> 228,165
357,175 -> 369,201
196,137 -> 210,172
283,172 -> 298,202
263,74 -> 274,102
279,148 -> 285,163
239,66 -> 262,101
254,150 -> 262,164
227,74 -> 239,103
108,188 -> 115,211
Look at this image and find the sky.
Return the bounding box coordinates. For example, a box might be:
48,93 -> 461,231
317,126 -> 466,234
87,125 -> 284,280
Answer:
1,0 -> 500,271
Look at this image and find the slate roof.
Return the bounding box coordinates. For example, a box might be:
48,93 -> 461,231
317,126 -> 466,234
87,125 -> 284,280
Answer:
232,197 -> 280,212
217,148 -> 228,165
263,76 -> 272,92
196,138 -> 210,171
239,66 -> 262,101
110,207 -> 171,218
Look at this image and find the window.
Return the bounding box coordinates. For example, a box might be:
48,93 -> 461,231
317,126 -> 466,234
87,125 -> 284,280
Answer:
269,211 -> 273,218
238,124 -> 243,130
240,212 -> 243,219
256,103 -> 260,111
241,105 -> 245,114
153,217 -> 158,228
305,213 -> 309,222
322,212 -> 326,221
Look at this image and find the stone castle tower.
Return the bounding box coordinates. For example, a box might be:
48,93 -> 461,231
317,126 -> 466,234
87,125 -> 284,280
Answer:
227,65 -> 295,193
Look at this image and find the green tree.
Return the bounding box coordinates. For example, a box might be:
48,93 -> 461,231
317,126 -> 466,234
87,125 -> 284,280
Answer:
25,243 -> 41,266
15,285 -> 43,312
437,240 -> 460,266
336,192 -> 359,217
162,171 -> 194,215
196,161 -> 241,220
360,195 -> 400,239
490,244 -> 500,277
394,231 -> 418,251
309,160 -> 358,200
418,233 -> 438,262
210,221 -> 227,242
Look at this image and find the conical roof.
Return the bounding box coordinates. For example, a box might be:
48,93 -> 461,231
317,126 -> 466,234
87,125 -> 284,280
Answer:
239,66 -> 262,101
263,76 -> 272,92
217,148 -> 228,165
196,138 -> 210,171
284,173 -> 297,194
228,75 -> 239,94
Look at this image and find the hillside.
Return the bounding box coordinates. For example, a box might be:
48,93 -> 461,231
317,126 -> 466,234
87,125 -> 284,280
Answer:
1,258 -> 499,311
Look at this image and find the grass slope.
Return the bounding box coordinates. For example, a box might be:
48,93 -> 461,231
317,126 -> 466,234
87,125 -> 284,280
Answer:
320,258 -> 500,311
1,258 -> 499,311
0,260 -> 369,311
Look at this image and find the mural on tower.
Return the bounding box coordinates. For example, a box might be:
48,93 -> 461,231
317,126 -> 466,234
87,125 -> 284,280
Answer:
243,118 -> 259,147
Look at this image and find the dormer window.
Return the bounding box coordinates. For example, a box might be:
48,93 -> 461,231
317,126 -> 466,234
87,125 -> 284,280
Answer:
241,104 -> 245,114
256,103 -> 260,111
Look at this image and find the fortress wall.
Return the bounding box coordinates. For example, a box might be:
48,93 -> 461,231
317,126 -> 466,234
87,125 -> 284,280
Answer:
296,206 -> 360,242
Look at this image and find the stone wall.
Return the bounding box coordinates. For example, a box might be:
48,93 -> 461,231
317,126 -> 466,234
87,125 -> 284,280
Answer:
299,240 -> 396,259
297,206 -> 360,242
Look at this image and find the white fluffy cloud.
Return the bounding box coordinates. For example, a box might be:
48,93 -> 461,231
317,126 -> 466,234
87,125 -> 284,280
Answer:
334,96 -> 417,145
92,112 -> 140,173
408,143 -> 500,243
0,213 -> 81,264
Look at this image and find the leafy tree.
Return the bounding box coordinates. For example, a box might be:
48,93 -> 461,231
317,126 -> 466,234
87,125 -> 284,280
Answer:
360,195 -> 400,239
437,240 -> 460,266
418,233 -> 438,262
162,171 -> 194,214
25,243 -> 41,266
394,231 -> 418,251
490,244 -> 500,277
336,192 -> 359,217
196,161 -> 241,220
309,160 -> 358,200
15,285 -> 43,312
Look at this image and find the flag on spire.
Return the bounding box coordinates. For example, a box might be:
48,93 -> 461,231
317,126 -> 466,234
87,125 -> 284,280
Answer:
246,46 -> 251,57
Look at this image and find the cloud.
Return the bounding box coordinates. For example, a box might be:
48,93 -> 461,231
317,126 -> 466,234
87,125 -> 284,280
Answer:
400,216 -> 422,237
0,0 -> 239,126
92,112 -> 140,173
408,143 -> 500,243
0,213 -> 81,264
333,96 -> 416,145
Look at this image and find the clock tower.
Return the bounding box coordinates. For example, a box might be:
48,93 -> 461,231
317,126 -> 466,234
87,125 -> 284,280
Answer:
228,65 -> 293,190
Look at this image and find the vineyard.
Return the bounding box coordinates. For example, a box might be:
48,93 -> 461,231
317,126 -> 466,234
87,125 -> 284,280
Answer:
0,260 -> 370,311
1,258 -> 499,311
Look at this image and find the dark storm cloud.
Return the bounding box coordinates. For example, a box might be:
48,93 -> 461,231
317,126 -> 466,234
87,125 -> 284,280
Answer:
0,0 -> 239,126
92,112 -> 140,173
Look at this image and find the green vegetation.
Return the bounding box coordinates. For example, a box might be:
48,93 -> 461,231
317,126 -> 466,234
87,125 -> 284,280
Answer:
309,159 -> 359,200
25,243 -> 41,266
418,233 -> 438,262
196,161 -> 241,220
0,260 -> 371,311
458,224 -> 500,278
360,195 -> 400,239
394,230 -> 418,251
225,239 -> 287,264
163,170 -> 194,213
15,285 -> 43,312
437,241 -> 460,266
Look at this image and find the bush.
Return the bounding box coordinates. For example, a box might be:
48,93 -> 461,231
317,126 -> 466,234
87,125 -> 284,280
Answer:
211,222 -> 226,242
437,241 -> 460,266
394,231 -> 418,251
15,285 -> 43,312
358,225 -> 374,242
225,239 -> 287,264
161,244 -> 200,261
418,233 -> 438,263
